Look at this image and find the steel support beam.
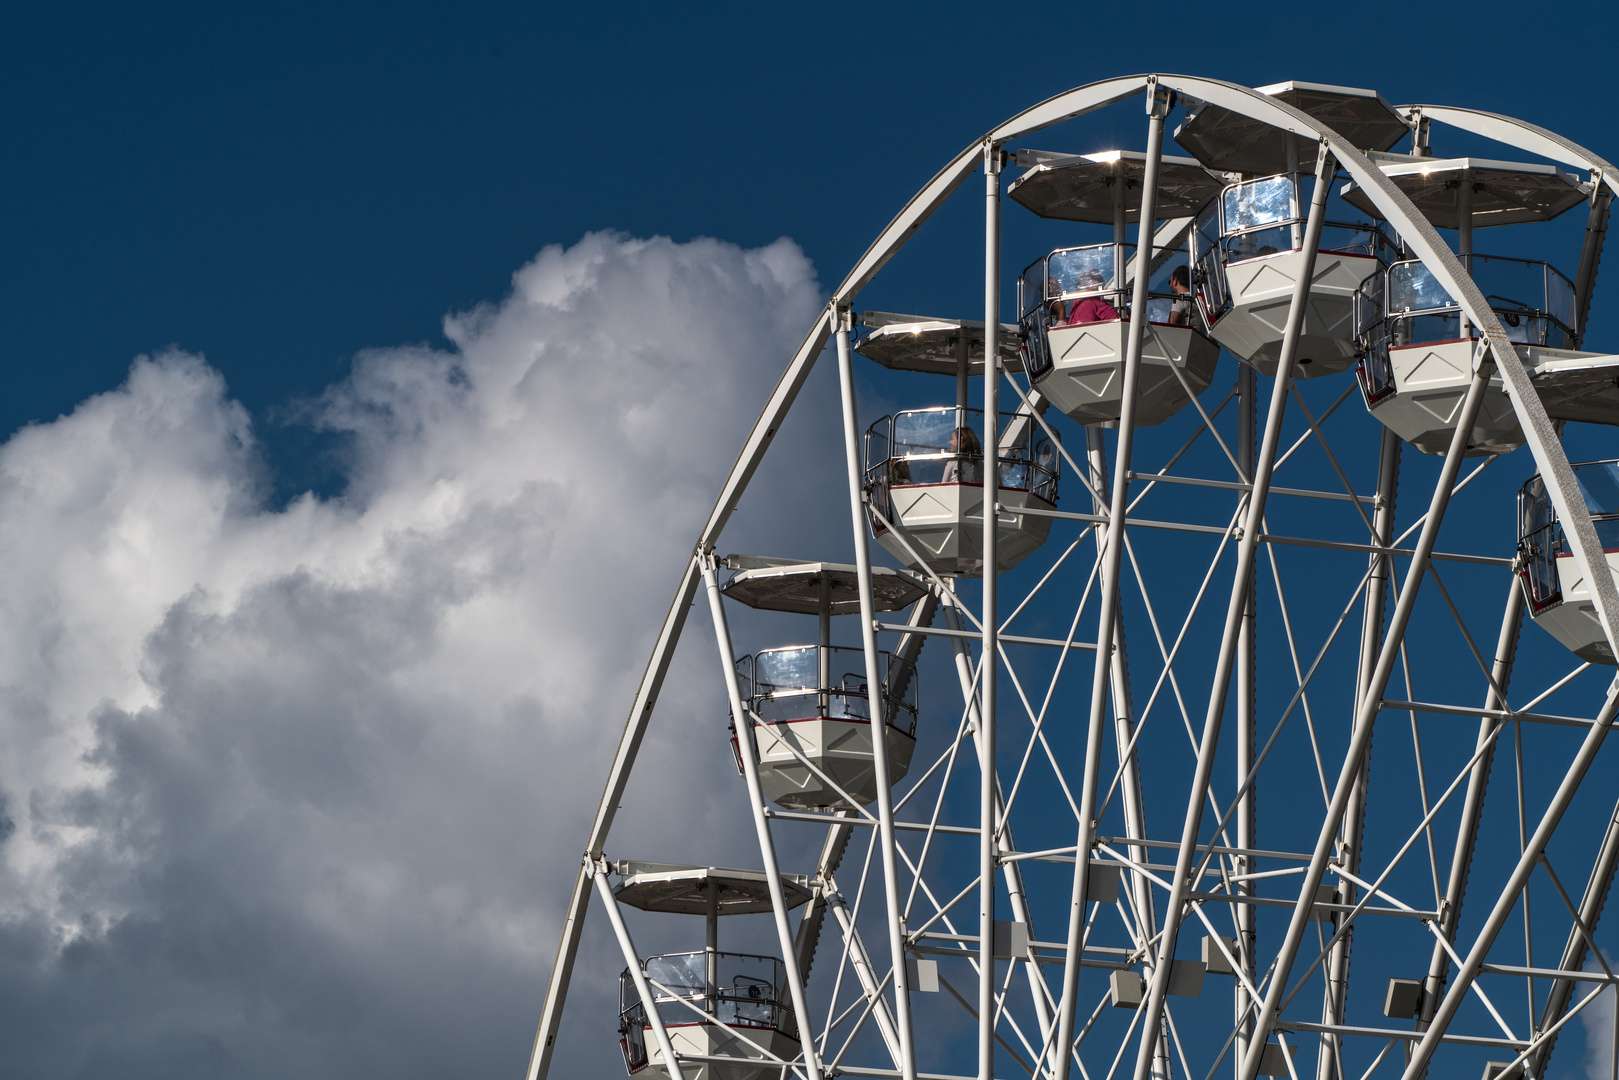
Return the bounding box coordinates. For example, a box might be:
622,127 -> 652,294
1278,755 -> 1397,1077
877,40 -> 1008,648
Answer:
979,138 -> 1003,1080
1235,361 -> 1259,1080
1317,426 -> 1402,1080
1052,81 -> 1170,1080
837,315 -> 919,1080
1144,140 -> 1337,1080
702,560 -> 824,1080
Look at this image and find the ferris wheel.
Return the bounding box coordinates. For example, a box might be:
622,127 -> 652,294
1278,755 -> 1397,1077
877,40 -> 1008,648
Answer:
522,75 -> 1619,1080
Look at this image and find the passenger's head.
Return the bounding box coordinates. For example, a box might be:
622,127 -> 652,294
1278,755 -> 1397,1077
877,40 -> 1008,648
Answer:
1170,266 -> 1190,293
951,427 -> 982,454
1079,269 -> 1104,291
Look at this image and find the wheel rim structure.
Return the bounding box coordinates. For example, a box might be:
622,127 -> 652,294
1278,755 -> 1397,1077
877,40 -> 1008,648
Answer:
524,75 -> 1619,1080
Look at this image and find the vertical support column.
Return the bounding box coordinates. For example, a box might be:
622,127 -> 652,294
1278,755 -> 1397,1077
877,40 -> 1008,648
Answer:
980,137 -> 1004,1080
1243,362 -> 1495,1080
819,575 -> 833,715
594,868 -> 689,1080
1457,173 -> 1474,339
835,315 -> 918,1080
957,323 -> 972,416
1143,141 -> 1337,1080
1287,135 -> 1303,250
1316,426 -> 1402,1080
1052,82 -> 1171,1080
701,562 -> 823,1080
1088,427 -> 1170,1080
706,884 -> 720,1017
1572,185 -> 1610,349
1235,362 -> 1258,1080
1114,170 -> 1128,293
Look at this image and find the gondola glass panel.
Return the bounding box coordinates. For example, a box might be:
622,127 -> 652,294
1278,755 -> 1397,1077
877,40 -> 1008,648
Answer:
863,406 -> 1058,576
1516,463 -> 1619,663
731,645 -> 918,810
1017,242 -> 1219,426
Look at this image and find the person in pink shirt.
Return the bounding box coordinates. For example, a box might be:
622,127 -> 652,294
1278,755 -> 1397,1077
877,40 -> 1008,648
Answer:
1067,268 -> 1120,325
1068,294 -> 1121,324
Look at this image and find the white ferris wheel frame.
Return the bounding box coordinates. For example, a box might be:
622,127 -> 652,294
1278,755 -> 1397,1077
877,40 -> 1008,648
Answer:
523,73 -> 1619,1080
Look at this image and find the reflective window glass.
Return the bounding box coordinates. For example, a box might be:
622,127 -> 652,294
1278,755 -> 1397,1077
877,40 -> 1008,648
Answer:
1222,176 -> 1296,233
1047,245 -> 1119,296
1576,462 -> 1619,518
1389,263 -> 1455,312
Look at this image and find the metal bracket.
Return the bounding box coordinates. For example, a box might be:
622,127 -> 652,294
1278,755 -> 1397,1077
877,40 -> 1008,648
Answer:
1471,335 -> 1497,376
1145,76 -> 1172,119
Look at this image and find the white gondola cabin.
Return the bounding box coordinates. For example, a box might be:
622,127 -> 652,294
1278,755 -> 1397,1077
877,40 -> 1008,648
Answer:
863,407 -> 1059,576
613,863 -> 811,1080
721,560 -> 929,810
1347,156 -> 1619,453
1018,243 -> 1219,425
1008,149 -> 1224,425
1174,82 -> 1410,377
1517,464 -> 1619,664
1191,171 -> 1399,377
1355,257 -> 1619,454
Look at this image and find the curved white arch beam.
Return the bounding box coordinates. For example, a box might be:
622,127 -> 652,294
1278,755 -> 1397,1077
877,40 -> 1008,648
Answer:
1405,104 -> 1619,198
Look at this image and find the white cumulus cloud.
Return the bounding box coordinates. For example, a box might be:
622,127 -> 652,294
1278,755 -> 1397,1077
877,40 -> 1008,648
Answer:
0,231 -> 846,1077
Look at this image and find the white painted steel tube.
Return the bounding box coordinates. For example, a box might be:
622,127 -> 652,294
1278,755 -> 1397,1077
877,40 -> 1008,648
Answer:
593,868 -> 690,1080
1239,365 -> 1495,1080
980,139 -> 1002,1080
826,882 -> 906,1065
1087,427 -> 1169,1080
1053,85 -> 1170,1080
835,317 -> 918,1080
1317,427 -> 1402,1080
702,562 -> 824,1080
1401,681 -> 1619,1080
942,598 -> 1056,1051
1144,142 -> 1337,1080
1235,363 -> 1258,1080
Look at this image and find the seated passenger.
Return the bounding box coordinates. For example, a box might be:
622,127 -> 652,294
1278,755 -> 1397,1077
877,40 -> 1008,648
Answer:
1168,267 -> 1193,326
942,427 -> 983,483
1067,271 -> 1120,325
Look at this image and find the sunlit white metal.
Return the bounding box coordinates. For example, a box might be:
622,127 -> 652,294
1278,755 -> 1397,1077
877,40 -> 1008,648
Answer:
525,74 -> 1619,1080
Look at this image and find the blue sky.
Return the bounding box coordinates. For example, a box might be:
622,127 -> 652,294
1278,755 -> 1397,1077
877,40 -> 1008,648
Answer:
6,4 -> 1619,1079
